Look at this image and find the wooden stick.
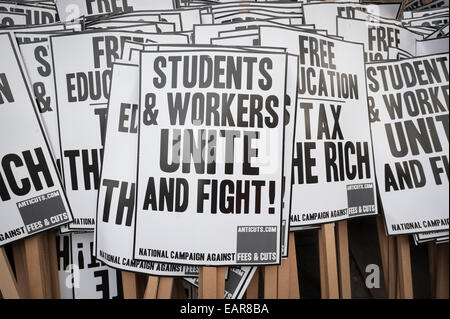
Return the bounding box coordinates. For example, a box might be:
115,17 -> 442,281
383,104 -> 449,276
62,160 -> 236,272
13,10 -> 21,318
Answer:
199,267 -> 215,299
46,231 -> 60,299
277,258 -> 290,299
143,276 -> 159,299
396,235 -> 413,299
157,277 -> 175,299
318,227 -> 328,299
122,271 -> 138,299
320,224 -> 340,299
198,269 -> 204,299
12,240 -> 29,298
428,242 -> 437,298
246,268 -> 259,299
435,243 -> 449,299
216,267 -> 226,298
199,267 -> 226,299
172,278 -> 187,299
288,233 -> 300,299
263,266 -> 278,299
336,221 -> 351,299
387,235 -> 397,299
24,233 -> 51,298
0,247 -> 20,299
376,216 -> 389,291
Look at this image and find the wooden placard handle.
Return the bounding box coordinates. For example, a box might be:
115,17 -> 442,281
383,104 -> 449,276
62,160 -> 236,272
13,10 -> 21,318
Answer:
0,247 -> 20,299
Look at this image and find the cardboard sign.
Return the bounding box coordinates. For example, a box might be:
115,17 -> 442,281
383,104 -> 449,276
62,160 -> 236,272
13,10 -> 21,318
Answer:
414,230 -> 449,244
302,2 -> 402,36
402,14 -> 449,28
51,30 -> 189,231
337,18 -> 424,63
259,26 -> 378,227
134,49 -> 288,266
86,20 -> 176,33
211,34 -> 259,46
185,266 -> 257,299
417,36 -> 450,55
0,1 -> 58,24
426,24 -> 449,39
56,232 -> 120,299
0,33 -> 72,247
0,11 -> 27,26
193,19 -> 297,44
56,0 -> 176,22
116,8 -> 203,31
405,0 -> 449,12
19,40 -> 61,166
366,54 -> 449,235
96,62 -> 198,277
121,42 -> 296,258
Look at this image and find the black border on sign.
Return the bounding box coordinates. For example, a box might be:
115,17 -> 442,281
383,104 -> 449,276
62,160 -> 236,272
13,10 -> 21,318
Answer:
336,16 -> 431,42
0,32 -> 73,247
213,8 -> 303,23
0,10 -> 27,27
192,18 -> 301,44
132,48 -> 288,267
302,1 -> 403,26
218,24 -> 317,39
86,20 -> 177,34
207,1 -> 304,12
97,12 -> 184,33
210,33 -> 259,45
232,266 -> 256,300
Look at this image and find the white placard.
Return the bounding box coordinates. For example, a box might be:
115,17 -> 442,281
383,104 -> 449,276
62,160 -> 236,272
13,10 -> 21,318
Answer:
337,18 -> 424,62
303,2 -> 402,35
134,49 -> 288,266
51,30 -> 189,231
96,62 -> 198,277
259,26 -> 378,227
56,232 -> 120,299
56,0 -> 176,21
366,54 -> 449,235
0,33 -> 72,247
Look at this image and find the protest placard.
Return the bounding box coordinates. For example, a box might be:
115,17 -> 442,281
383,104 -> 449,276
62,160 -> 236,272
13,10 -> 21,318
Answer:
56,232 -> 120,299
0,32 -> 72,247
259,26 -> 377,227
366,54 -> 449,235
96,62 -> 198,277
134,49 -> 288,266
50,30 -> 188,231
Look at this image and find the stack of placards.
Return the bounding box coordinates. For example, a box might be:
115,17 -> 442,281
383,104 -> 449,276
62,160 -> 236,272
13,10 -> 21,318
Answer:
0,0 -> 448,299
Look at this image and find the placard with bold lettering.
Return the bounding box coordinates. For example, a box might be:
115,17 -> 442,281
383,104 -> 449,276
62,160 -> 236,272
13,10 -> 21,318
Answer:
96,62 -> 198,276
51,30 -> 188,231
56,0 -> 176,22
56,232 -> 120,299
336,18 -> 424,63
0,1 -> 58,25
0,33 -> 72,247
366,54 -> 449,235
19,40 -> 61,166
0,11 -> 27,26
259,26 -> 377,227
121,42 -> 297,257
134,49 -> 288,266
302,2 -> 402,36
